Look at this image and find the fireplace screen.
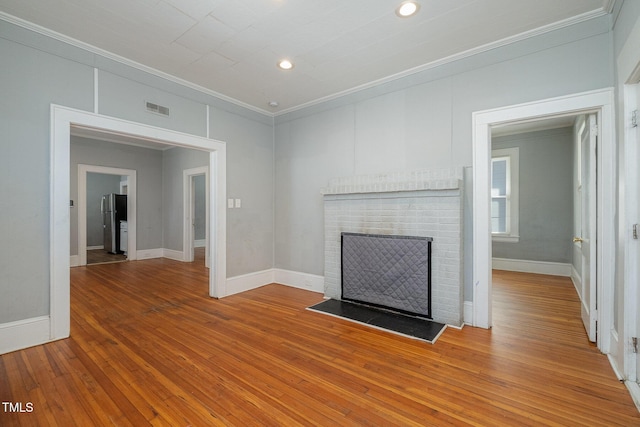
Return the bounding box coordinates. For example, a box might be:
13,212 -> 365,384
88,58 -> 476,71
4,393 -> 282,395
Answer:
341,233 -> 433,318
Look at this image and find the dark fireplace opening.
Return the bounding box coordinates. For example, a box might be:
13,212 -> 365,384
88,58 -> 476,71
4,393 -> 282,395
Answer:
341,232 -> 433,319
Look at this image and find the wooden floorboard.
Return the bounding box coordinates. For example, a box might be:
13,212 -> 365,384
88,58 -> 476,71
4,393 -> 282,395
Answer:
1,257 -> 639,426
86,249 -> 127,265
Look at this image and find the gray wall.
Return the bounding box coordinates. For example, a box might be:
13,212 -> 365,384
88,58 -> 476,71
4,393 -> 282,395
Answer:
160,106 -> 276,278
492,128 -> 574,263
194,175 -> 206,241
0,28 -> 94,323
162,147 -> 208,252
209,108 -> 275,277
86,173 -> 122,247
70,137 -> 164,255
273,16 -> 613,305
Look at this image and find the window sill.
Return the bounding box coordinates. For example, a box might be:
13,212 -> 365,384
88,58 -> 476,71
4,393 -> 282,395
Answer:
492,234 -> 520,243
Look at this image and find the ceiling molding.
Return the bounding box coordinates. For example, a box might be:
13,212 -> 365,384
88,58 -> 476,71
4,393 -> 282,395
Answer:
71,124 -> 174,151
0,11 -> 273,117
1,6 -> 611,118
273,8 -> 610,116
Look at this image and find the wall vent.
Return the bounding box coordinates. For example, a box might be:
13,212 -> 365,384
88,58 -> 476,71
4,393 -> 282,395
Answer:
145,101 -> 170,116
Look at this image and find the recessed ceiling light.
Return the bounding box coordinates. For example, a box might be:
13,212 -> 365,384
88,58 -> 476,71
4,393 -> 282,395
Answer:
278,59 -> 294,70
396,1 -> 420,17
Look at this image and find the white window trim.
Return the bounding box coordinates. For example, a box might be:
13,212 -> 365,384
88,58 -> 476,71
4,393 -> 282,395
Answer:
491,147 -> 519,243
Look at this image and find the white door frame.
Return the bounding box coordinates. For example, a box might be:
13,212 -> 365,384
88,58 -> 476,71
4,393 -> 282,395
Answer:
77,164 -> 137,266
472,88 -> 615,354
183,166 -> 209,265
50,104 -> 227,341
623,80 -> 640,392
615,11 -> 640,403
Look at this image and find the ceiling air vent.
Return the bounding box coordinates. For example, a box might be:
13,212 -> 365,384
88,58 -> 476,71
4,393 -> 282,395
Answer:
145,101 -> 170,117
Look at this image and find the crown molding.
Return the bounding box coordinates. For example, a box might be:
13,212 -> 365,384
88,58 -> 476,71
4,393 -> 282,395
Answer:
273,8 -> 611,116
0,11 -> 273,117
1,7 -> 611,118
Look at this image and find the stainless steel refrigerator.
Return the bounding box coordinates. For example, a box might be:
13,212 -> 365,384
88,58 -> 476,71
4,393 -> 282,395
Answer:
101,194 -> 127,254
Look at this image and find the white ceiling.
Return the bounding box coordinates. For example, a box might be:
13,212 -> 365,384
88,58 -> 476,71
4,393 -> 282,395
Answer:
0,0 -> 611,115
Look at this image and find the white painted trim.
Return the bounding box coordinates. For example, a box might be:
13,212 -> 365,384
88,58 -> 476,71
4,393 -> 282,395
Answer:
0,316 -> 51,355
273,10 -> 610,116
571,265 -> 582,295
492,258 -> 572,277
206,104 -> 210,139
163,249 -> 185,262
194,239 -> 206,248
87,245 -> 104,250
51,105 -> 227,343
93,68 -> 99,114
491,147 -> 519,239
273,269 -> 325,294
70,255 -> 80,267
136,248 -> 164,260
472,87 -> 616,355
463,301 -> 474,325
491,235 -> 520,243
225,269 -> 326,297
77,164 -> 137,266
625,381 -> 640,413
183,166 -> 209,265
614,6 -> 640,386
226,269 -> 275,296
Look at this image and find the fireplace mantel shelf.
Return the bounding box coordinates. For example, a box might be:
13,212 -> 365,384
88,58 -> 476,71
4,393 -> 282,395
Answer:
321,178 -> 460,196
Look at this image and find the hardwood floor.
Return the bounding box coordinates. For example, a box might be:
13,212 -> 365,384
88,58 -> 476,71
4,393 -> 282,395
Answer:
1,263 -> 638,426
86,249 -> 127,265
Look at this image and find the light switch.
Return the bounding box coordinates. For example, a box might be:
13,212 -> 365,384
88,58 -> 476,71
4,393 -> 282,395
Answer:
228,198 -> 234,209
235,199 -> 242,208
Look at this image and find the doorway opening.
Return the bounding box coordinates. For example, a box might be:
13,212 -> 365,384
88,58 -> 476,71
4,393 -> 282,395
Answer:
472,88 -> 615,354
50,105 -> 227,342
183,166 -> 209,266
489,113 -> 597,342
76,165 -> 137,266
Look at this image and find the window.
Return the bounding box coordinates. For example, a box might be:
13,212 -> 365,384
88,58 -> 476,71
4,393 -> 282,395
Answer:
491,147 -> 519,242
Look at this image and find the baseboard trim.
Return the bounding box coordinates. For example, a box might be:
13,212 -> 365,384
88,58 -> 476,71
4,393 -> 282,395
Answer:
625,381 -> 640,413
87,245 -> 104,250
226,269 -> 275,296
194,239 -> 206,248
163,248 -> 185,262
492,258 -> 572,277
136,248 -> 164,260
0,316 -> 51,355
70,255 -> 79,267
463,301 -> 473,325
273,269 -> 324,293
225,269 -> 324,297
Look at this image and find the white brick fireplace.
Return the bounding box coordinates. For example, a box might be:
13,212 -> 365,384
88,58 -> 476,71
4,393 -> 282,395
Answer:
322,168 -> 464,326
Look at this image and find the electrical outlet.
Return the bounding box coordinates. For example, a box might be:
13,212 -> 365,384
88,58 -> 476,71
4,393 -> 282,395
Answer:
228,199 -> 234,209
235,199 -> 241,208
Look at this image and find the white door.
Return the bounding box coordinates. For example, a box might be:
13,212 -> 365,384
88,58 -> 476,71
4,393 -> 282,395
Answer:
576,113 -> 598,342
634,85 -> 640,382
